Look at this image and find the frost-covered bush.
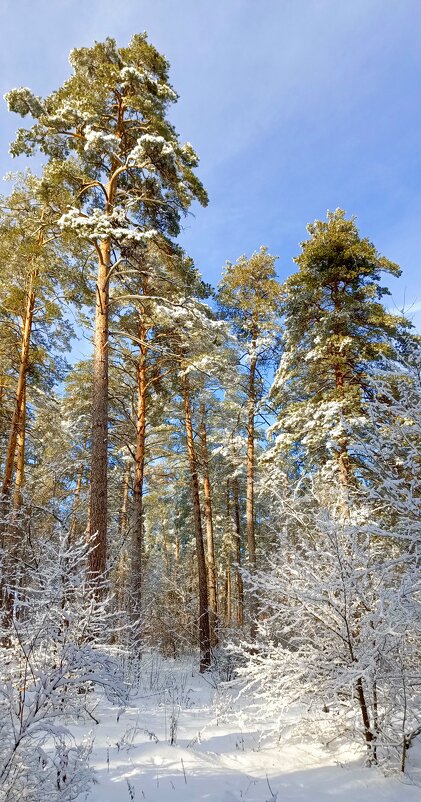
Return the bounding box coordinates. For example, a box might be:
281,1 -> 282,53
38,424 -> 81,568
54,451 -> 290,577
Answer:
235,485 -> 421,768
0,530 -> 126,801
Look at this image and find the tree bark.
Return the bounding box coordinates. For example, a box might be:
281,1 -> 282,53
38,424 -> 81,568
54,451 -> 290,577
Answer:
199,404 -> 218,646
119,460 -> 131,539
356,677 -> 375,760
1,361 -> 29,636
131,316 -> 147,635
2,270 -> 36,500
112,461 -> 132,636
13,387 -> 26,510
182,375 -> 211,672
233,476 -> 244,626
69,460 -> 84,545
224,479 -> 232,625
88,235 -> 110,580
246,351 -> 257,568
334,362 -> 352,514
247,346 -> 258,636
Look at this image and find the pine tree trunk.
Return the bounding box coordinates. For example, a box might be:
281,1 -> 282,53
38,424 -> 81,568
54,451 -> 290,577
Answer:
69,460 -> 84,544
246,353 -> 257,567
13,387 -> 26,509
0,374 -> 6,476
112,461 -> 132,637
4,387 -> 27,614
1,357 -> 29,636
334,362 -> 352,513
131,318 -> 147,639
119,460 -> 131,539
233,476 -> 244,626
89,235 -> 110,580
224,479 -> 232,625
247,349 -> 258,635
2,270 -> 36,501
199,404 -> 218,646
1,274 -> 34,634
182,375 -> 211,672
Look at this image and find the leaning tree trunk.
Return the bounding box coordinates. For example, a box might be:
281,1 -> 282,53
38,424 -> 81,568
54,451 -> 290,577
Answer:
199,404 -> 218,646
182,375 -> 211,672
356,676 -> 375,761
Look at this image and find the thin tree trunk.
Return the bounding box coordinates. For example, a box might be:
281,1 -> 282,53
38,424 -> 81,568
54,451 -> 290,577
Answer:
89,236 -> 110,580
69,460 -> 84,545
1,369 -> 29,637
199,404 -> 218,646
224,479 -> 232,625
356,677 -> 375,759
0,271 -> 35,635
182,375 -> 211,672
246,352 -> 257,567
334,362 -> 352,514
112,461 -> 132,641
233,476 -> 244,626
119,460 -> 131,539
5,387 -> 27,609
131,317 -> 147,636
0,374 -> 5,476
247,347 -> 258,635
2,270 -> 36,500
13,387 -> 26,510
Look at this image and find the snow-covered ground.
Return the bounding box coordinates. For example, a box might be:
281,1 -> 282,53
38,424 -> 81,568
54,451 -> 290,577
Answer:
74,655 -> 421,802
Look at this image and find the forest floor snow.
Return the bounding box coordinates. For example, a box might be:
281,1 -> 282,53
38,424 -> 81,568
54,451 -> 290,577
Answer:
74,655 -> 421,802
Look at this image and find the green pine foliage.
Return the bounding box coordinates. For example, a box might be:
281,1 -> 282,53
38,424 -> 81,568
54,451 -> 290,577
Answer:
269,209 -> 412,479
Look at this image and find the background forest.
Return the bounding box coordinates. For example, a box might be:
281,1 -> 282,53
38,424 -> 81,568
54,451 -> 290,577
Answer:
0,19 -> 420,802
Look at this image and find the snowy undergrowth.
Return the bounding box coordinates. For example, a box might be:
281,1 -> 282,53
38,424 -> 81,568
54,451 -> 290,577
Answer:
0,533 -> 127,802
66,652 -> 421,802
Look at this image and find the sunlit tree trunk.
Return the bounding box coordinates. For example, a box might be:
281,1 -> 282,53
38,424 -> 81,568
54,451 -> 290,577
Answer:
119,460 -> 131,539
111,461 -> 132,643
182,374 -> 211,672
233,476 -> 244,626
246,343 -> 258,636
334,360 -> 352,514
89,235 -> 110,580
13,387 -> 26,510
69,459 -> 84,544
1,272 -> 35,635
224,479 -> 232,625
199,404 -> 218,646
2,269 -> 36,500
131,315 -> 147,638
246,348 -> 257,568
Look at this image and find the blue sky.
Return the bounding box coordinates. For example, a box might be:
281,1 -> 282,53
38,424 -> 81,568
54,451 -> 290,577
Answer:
1,0 -> 421,336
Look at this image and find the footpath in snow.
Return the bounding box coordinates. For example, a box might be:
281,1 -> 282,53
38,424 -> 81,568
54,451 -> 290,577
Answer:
74,655 -> 421,802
